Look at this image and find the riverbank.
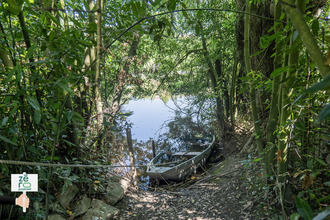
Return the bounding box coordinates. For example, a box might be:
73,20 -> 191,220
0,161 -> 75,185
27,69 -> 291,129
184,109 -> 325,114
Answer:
113,133 -> 281,219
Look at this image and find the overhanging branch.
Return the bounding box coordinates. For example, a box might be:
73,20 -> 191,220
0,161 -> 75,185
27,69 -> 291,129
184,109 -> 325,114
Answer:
78,8 -> 282,84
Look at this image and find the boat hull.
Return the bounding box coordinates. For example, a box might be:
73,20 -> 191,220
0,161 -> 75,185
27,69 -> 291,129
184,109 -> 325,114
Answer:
147,135 -> 215,181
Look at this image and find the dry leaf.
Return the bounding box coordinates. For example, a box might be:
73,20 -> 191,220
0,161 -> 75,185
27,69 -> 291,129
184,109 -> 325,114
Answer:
274,150 -> 283,163
66,209 -> 73,216
293,170 -> 304,178
302,171 -> 313,190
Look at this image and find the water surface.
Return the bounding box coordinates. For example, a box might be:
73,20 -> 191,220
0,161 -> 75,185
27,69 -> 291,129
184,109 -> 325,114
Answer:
124,97 -> 183,141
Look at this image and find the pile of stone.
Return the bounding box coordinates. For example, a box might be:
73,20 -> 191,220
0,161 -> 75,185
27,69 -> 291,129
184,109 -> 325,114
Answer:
48,176 -> 129,220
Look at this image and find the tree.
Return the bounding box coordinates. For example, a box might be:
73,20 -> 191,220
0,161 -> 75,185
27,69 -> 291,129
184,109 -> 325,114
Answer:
0,0 -> 328,218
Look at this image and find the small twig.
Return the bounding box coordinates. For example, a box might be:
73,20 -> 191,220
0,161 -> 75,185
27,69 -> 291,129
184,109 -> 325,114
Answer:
272,166 -> 287,219
199,164 -> 210,176
187,167 -> 241,189
31,7 -> 99,13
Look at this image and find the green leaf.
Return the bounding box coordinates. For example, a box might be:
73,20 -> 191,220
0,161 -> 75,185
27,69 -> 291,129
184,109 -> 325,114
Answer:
313,209 -> 330,220
295,123 -> 307,131
197,10 -> 202,18
5,0 -> 22,15
4,68 -> 15,84
83,0 -> 90,11
153,34 -> 161,42
251,50 -> 264,57
158,20 -> 164,29
86,22 -> 97,33
57,82 -> 75,95
62,139 -> 76,146
260,32 -> 283,49
304,74 -> 330,94
307,160 -> 313,170
182,10 -> 189,19
15,65 -> 22,84
67,110 -> 73,122
1,164 -> 9,176
1,117 -> 9,127
46,11 -> 61,27
270,66 -> 290,78
238,85 -> 249,95
253,158 -> 262,162
163,18 -> 172,28
311,19 -> 319,36
74,30 -> 80,39
34,109 -> 41,124
317,104 -> 330,122
290,213 -> 301,220
73,111 -> 84,123
49,30 -> 56,41
167,27 -> 172,36
0,134 -> 17,146
195,23 -> 200,35
293,30 -> 299,42
131,1 -> 138,17
295,196 -> 313,220
180,2 -> 189,19
69,17 -> 82,28
314,158 -> 326,166
325,35 -> 330,44
167,0 -> 176,11
27,146 -> 41,156
27,96 -> 41,111
26,44 -> 37,60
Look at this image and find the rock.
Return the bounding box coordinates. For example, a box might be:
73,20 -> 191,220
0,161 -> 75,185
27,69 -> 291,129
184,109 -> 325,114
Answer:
105,181 -> 125,205
105,176 -> 129,205
58,184 -> 79,209
73,195 -> 91,217
82,199 -> 119,220
110,175 -> 130,191
48,214 -> 65,220
119,177 -> 129,192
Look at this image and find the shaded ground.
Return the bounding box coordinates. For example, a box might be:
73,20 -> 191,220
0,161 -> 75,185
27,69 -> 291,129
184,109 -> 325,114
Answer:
114,133 -> 280,219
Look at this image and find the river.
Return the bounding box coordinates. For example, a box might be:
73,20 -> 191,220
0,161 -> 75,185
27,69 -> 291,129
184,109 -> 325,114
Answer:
123,96 -> 184,142
109,97 -> 187,186
111,96 -> 210,187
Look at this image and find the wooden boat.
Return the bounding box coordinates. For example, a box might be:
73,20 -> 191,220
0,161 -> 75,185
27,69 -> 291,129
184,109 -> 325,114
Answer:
147,135 -> 215,182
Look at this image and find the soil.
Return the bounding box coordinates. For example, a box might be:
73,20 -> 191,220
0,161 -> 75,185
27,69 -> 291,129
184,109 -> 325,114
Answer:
113,133 -> 281,220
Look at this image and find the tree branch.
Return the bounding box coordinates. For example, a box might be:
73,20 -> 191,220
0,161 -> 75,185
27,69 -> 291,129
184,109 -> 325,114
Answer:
281,0 -> 330,78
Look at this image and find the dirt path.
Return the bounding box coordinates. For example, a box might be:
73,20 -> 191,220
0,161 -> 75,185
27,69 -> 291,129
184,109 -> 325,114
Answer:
114,152 -> 273,220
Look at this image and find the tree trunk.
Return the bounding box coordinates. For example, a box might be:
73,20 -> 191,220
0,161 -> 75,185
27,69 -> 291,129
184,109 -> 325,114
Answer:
0,48 -> 14,69
86,35 -> 140,149
126,128 -> 138,189
109,34 -> 140,124
265,2 -> 282,177
244,0 -> 264,155
277,0 -> 305,182
229,50 -> 238,129
199,21 -> 225,136
281,0 -> 330,78
95,0 -> 103,127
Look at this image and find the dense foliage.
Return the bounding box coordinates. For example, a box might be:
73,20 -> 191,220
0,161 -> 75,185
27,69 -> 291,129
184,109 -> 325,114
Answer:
0,0 -> 329,219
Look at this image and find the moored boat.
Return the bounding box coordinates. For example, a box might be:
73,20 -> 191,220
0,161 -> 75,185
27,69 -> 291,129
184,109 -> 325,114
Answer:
147,135 -> 215,182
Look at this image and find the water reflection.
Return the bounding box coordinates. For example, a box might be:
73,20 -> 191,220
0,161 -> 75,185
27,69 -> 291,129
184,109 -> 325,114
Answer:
110,97 -> 212,189
123,97 -> 186,141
